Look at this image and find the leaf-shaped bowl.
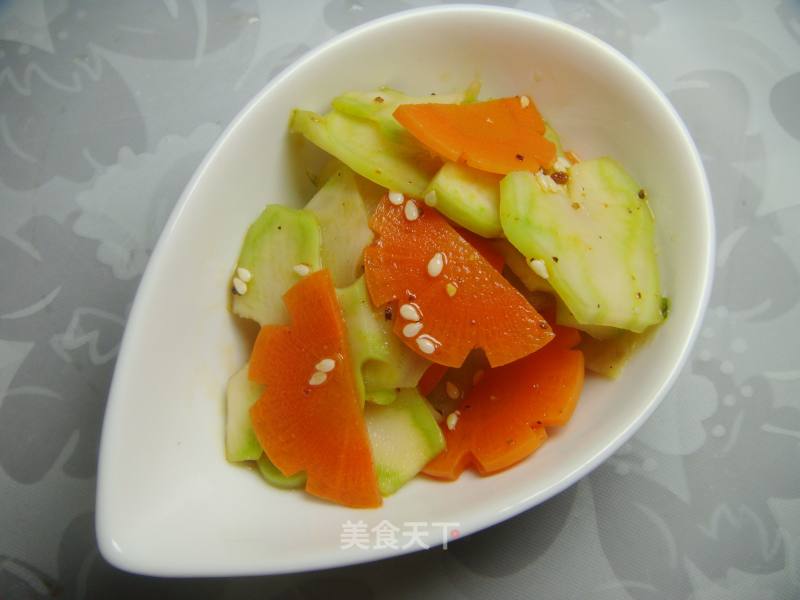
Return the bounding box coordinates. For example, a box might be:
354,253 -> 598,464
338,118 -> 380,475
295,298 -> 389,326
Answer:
96,5 -> 713,576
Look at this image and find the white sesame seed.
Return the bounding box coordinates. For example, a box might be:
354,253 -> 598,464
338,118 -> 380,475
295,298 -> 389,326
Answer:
535,170 -> 560,193
388,190 -> 404,205
404,200 -> 420,221
293,264 -> 311,276
446,410 -> 460,431
399,303 -> 421,321
424,190 -> 438,206
445,282 -> 458,297
519,95 -> 530,108
232,277 -> 248,295
427,252 -> 445,277
446,381 -> 460,400
308,371 -> 327,386
529,258 -> 549,279
554,156 -> 571,173
472,369 -> 485,385
315,358 -> 335,373
236,267 -> 252,282
416,334 -> 439,354
402,322 -> 423,337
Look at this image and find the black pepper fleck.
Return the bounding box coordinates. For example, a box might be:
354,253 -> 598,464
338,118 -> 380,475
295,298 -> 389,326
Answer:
638,189 -> 647,199
515,153 -> 524,161
384,306 -> 393,321
374,96 -> 385,103
552,256 -> 559,263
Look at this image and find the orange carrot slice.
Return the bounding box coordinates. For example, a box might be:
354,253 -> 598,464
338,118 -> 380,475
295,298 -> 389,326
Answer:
415,232 -> 503,397
249,269 -> 381,508
364,196 -> 553,368
423,326 -> 584,480
418,364 -> 449,396
537,306 -> 582,350
393,97 -> 556,175
550,322 -> 582,350
457,227 -> 505,272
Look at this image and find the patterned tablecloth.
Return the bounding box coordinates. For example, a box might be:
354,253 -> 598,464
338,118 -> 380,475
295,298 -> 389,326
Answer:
1,1 -> 799,598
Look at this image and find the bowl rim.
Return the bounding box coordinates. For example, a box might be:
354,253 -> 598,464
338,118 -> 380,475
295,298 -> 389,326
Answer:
96,3 -> 715,575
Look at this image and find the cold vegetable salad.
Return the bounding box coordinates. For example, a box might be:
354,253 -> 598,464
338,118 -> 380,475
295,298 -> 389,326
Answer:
225,86 -> 666,508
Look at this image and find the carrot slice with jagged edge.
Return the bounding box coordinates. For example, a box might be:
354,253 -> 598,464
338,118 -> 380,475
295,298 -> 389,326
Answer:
415,229 -> 505,396
249,269 -> 381,508
393,97 -> 556,175
364,196 -> 553,368
416,225 -> 504,397
423,326 -> 584,480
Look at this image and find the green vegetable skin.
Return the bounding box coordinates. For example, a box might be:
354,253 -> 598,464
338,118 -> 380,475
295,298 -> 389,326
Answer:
337,277 -> 430,405
332,87 -> 465,142
365,388 -> 445,496
556,298 -> 619,341
426,162 -> 503,238
232,205 -> 322,325
225,364 -> 263,462
317,158 -> 385,211
500,158 -> 664,332
580,326 -> 657,379
491,239 -> 553,294
257,454 -> 307,489
305,165 -> 373,288
543,122 -> 564,156
290,108 -> 437,198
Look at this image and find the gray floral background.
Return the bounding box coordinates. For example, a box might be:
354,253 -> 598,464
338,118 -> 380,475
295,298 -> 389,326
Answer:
0,1 -> 798,598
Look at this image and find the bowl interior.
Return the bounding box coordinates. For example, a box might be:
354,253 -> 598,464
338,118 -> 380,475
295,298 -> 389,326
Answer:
97,7 -> 712,576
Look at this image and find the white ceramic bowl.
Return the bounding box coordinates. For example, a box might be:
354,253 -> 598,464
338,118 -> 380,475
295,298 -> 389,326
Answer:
96,5 -> 713,576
